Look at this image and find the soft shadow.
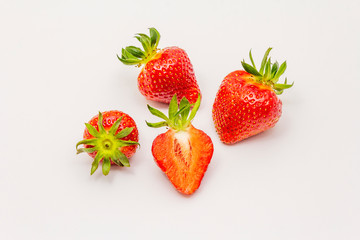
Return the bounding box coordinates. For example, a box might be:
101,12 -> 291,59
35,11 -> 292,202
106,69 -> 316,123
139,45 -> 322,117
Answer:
145,99 -> 169,109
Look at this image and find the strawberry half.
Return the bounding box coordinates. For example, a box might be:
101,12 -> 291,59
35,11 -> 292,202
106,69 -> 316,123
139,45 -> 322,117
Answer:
118,28 -> 201,104
212,48 -> 293,144
146,94 -> 214,195
76,111 -> 139,175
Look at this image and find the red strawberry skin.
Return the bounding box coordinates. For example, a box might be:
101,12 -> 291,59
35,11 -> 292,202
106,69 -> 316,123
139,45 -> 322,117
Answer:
83,110 -> 139,162
151,125 -> 214,195
212,70 -> 282,144
138,47 -> 200,104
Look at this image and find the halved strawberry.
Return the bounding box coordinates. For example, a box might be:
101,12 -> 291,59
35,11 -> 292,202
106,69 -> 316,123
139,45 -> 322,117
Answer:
118,28 -> 201,104
76,111 -> 139,175
147,94 -> 214,195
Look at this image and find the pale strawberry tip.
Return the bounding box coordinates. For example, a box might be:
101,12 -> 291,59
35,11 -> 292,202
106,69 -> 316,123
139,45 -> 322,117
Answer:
146,94 -> 201,132
241,48 -> 294,95
76,112 -> 139,176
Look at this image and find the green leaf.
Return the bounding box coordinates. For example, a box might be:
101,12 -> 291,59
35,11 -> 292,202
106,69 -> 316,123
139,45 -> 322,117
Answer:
149,27 -> 160,49
84,123 -> 100,138
188,94 -> 201,122
136,34 -> 151,54
118,28 -> 161,66
137,33 -> 151,42
121,48 -> 139,60
145,94 -> 201,131
119,140 -> 140,147
171,104 -> 189,129
108,116 -> 123,135
91,161 -> 99,175
115,127 -> 133,139
263,58 -> 271,80
91,153 -> 102,175
181,106 -> 191,125
179,97 -> 190,123
117,49 -> 142,64
168,94 -> 178,120
179,97 -> 190,110
146,121 -> 168,128
121,48 -> 126,58
241,61 -> 262,76
117,57 -> 143,65
147,105 -> 169,121
110,151 -> 123,167
249,49 -> 256,68
274,89 -> 284,95
126,46 -> 145,59
112,159 -> 124,167
118,152 -> 130,167
121,48 -> 132,59
174,105 -> 189,118
111,158 -> 123,167
76,138 -> 97,150
97,112 -> 106,134
77,147 -> 96,154
273,78 -> 293,95
271,61 -> 279,78
102,158 -> 111,176
259,47 -> 272,75
274,81 -> 294,90
273,61 -> 287,81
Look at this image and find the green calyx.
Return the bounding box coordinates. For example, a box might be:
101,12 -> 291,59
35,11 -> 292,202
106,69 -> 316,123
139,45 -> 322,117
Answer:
241,48 -> 294,95
76,112 -> 139,176
117,27 -> 160,66
146,94 -> 201,131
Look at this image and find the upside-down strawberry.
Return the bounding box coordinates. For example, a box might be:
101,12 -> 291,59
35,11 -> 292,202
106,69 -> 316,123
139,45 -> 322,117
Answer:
118,28 -> 201,104
212,48 -> 293,144
146,94 -> 214,195
76,111 -> 139,175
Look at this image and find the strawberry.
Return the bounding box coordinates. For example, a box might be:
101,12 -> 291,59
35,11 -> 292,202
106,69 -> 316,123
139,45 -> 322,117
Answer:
146,94 -> 214,195
212,48 -> 293,144
76,111 -> 139,175
118,28 -> 201,104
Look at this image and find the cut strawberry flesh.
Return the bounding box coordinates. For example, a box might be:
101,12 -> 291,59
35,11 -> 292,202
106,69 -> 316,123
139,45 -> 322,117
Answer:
152,126 -> 213,195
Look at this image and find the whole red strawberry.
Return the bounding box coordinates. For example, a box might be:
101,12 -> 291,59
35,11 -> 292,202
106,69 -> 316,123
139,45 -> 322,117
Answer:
118,28 -> 200,104
212,48 -> 293,144
147,94 -> 214,195
76,110 -> 139,175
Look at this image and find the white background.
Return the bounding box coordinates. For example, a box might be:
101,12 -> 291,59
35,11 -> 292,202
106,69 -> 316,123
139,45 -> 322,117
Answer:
1,0 -> 359,239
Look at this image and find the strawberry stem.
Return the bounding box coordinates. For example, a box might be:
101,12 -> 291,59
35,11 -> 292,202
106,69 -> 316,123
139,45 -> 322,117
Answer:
76,112 -> 139,175
146,94 -> 201,131
241,48 -> 293,95
117,27 -> 161,66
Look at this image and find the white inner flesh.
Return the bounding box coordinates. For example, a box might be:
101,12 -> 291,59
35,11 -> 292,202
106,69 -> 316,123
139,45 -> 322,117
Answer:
174,131 -> 191,154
